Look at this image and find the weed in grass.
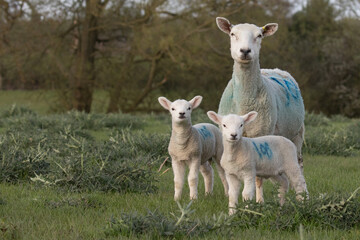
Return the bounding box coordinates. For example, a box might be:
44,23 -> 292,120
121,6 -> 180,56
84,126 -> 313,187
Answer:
105,188 -> 360,238
44,196 -> 102,209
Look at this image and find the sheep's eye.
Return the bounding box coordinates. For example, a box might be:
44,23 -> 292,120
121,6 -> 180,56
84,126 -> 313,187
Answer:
223,124 -> 226,128
171,108 -> 175,111
257,34 -> 262,38
230,33 -> 235,36
187,107 -> 191,110
240,124 -> 243,127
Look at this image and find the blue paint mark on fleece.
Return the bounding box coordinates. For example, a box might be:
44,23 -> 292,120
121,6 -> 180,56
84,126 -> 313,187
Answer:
252,141 -> 273,160
270,77 -> 300,106
197,126 -> 212,140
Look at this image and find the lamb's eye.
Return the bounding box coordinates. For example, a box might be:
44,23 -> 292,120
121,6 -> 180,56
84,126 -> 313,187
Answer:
223,124 -> 226,128
240,124 -> 243,127
187,107 -> 191,110
257,34 -> 262,38
230,33 -> 235,37
171,108 -> 175,111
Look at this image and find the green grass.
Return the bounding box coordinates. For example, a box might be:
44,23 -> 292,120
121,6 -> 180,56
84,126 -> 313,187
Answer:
0,95 -> 359,239
0,154 -> 359,239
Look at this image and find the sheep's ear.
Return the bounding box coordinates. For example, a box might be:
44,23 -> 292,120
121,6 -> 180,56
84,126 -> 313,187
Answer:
261,23 -> 278,37
158,97 -> 172,110
216,17 -> 232,34
207,111 -> 222,125
189,96 -> 202,109
243,111 -> 258,124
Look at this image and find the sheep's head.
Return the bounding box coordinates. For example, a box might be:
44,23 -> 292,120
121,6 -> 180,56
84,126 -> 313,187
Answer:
158,96 -> 202,124
207,111 -> 258,142
216,17 -> 278,65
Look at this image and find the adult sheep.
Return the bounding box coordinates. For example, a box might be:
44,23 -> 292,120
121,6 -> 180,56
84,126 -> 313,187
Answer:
215,17 -> 305,203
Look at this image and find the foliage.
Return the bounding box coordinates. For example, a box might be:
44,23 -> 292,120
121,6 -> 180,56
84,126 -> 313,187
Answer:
1,0 -> 360,116
304,121 -> 360,156
0,107 -> 170,193
105,188 -> 360,238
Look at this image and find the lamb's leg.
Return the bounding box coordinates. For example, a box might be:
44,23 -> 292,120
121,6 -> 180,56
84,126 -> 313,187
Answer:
286,166 -> 309,201
292,124 -> 305,173
226,173 -> 241,215
271,174 -> 289,206
242,174 -> 256,201
172,160 -> 186,201
199,161 -> 214,195
255,177 -> 264,203
215,162 -> 229,196
188,159 -> 201,200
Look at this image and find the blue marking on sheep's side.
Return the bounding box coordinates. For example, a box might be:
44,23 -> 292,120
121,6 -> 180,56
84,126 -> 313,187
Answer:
198,126 -> 212,140
270,77 -> 300,106
252,141 -> 273,160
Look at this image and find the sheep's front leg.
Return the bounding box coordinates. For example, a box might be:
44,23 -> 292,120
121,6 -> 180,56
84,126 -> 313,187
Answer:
226,173 -> 241,215
172,160 -> 186,201
199,161 -> 214,195
215,162 -> 229,196
242,174 -> 256,201
188,159 -> 201,200
255,177 -> 264,203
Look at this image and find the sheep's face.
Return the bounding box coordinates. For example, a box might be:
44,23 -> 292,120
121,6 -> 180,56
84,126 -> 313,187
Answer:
216,17 -> 278,65
207,111 -> 258,143
158,96 -> 203,124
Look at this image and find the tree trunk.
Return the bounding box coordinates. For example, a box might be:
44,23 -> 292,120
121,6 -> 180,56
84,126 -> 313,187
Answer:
72,0 -> 102,112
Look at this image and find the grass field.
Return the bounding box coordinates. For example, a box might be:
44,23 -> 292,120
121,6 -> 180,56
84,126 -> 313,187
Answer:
0,93 -> 359,239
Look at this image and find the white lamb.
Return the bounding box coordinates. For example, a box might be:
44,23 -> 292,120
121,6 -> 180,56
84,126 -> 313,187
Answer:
207,110 -> 308,215
158,96 -> 228,200
215,17 -> 306,203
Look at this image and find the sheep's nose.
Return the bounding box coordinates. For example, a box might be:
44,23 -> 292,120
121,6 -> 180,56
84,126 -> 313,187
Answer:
230,134 -> 237,139
240,48 -> 251,55
179,112 -> 185,116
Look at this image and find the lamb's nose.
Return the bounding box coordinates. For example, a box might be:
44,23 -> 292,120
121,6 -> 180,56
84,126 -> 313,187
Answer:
230,134 -> 237,139
240,48 -> 251,55
179,112 -> 185,116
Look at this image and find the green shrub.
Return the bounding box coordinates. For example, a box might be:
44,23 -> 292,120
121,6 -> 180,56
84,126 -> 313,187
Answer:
304,124 -> 359,156
305,112 -> 330,127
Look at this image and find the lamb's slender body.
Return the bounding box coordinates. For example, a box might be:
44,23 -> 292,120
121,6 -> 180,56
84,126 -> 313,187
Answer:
216,18 -> 305,202
207,111 -> 308,215
158,96 -> 228,200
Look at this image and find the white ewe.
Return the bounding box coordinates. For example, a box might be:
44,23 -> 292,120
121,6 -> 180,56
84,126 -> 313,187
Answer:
158,96 -> 228,200
207,111 -> 308,215
216,17 -> 305,203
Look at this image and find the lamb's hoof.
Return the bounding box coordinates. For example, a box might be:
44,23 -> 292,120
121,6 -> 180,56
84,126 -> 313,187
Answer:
205,192 -> 213,197
229,208 -> 236,215
190,195 -> 198,200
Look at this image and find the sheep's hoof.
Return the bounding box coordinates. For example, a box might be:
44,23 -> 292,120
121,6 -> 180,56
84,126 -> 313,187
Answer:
229,208 -> 236,215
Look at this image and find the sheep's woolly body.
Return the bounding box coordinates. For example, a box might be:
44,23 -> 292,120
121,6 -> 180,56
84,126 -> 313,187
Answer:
218,62 -> 305,140
158,96 -> 228,200
222,134 -> 308,215
168,123 -> 222,164
169,122 -> 227,200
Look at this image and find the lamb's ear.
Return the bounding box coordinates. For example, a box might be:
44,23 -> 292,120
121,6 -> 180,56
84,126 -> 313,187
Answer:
158,97 -> 172,110
243,111 -> 258,124
216,17 -> 232,34
261,23 -> 278,37
207,111 -> 222,125
189,96 -> 202,109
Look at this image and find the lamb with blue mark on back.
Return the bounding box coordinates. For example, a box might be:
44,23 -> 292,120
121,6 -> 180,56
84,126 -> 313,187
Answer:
158,96 -> 228,201
207,110 -> 308,215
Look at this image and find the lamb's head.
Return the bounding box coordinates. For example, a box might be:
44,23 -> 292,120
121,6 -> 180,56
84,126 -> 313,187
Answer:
207,111 -> 258,142
158,96 -> 203,124
216,17 -> 278,65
